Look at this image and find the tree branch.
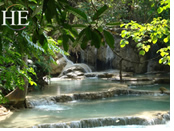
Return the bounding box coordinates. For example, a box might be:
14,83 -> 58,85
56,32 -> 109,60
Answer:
111,48 -> 160,64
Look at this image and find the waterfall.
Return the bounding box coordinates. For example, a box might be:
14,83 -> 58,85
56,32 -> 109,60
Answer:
80,49 -> 85,63
26,88 -> 165,108
26,96 -> 73,110
106,45 -> 114,63
94,48 -> 98,69
105,45 -> 114,69
58,53 -> 92,78
62,54 -> 74,65
32,113 -> 170,128
62,54 -> 92,73
26,95 -> 75,108
80,48 -> 98,70
73,64 -> 92,73
26,97 -> 56,107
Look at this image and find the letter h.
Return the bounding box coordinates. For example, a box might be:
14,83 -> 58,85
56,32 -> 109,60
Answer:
2,10 -> 15,26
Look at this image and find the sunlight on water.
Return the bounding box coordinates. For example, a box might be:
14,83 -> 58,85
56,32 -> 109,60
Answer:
33,104 -> 71,111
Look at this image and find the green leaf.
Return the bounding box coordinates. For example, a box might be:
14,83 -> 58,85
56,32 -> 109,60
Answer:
92,5 -> 109,21
62,35 -> 69,51
73,28 -> 86,47
163,37 -> 169,43
136,43 -> 143,48
139,50 -> 145,55
45,10 -> 52,23
39,34 -> 48,51
72,24 -> 87,29
106,22 -> 121,27
159,58 -> 163,64
60,11 -> 67,22
148,39 -> 152,43
57,38 -> 63,46
29,81 -> 37,86
0,2 -> 4,6
85,26 -> 92,40
29,0 -> 37,4
125,40 -> 129,44
120,24 -> 125,27
66,6 -> 88,21
81,36 -> 88,49
144,45 -> 150,52
152,37 -> 158,44
160,52 -> 165,57
31,5 -> 42,18
0,35 -> 2,55
63,23 -> 78,37
48,0 -> 57,15
121,30 -> 127,38
97,26 -> 103,32
67,35 -> 75,43
91,30 -> 102,48
157,7 -> 163,14
120,39 -> 129,48
103,30 -> 115,48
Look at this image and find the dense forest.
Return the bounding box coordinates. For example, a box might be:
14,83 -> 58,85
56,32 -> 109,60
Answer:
0,0 -> 170,105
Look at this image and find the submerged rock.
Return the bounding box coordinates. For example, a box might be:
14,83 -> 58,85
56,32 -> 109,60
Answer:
50,57 -> 67,76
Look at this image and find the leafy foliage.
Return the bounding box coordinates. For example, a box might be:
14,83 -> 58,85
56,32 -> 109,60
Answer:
157,46 -> 170,65
120,0 -> 170,66
0,0 -> 170,103
0,0 -> 69,103
0,0 -> 115,103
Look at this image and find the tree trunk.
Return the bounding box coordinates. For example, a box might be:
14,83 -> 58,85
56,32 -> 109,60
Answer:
119,58 -> 123,82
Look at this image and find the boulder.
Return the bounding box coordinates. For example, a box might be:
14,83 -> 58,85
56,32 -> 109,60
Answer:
0,105 -> 10,116
50,57 -> 67,76
59,63 -> 92,79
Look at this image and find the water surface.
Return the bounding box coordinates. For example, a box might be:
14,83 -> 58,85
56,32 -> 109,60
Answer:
28,78 -> 126,97
0,78 -> 170,128
0,95 -> 169,128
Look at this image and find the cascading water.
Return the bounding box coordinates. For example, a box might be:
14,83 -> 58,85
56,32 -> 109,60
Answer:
33,113 -> 170,128
26,93 -> 170,128
62,54 -> 92,72
106,45 -> 114,68
94,48 -> 98,69
62,54 -> 74,66
0,79 -> 170,128
59,53 -> 92,77
80,49 -> 85,63
0,66 -> 170,128
79,45 -> 114,70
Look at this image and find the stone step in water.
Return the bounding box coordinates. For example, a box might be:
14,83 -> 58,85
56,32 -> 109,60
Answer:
33,112 -> 170,128
1,95 -> 169,128
26,88 -> 169,108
